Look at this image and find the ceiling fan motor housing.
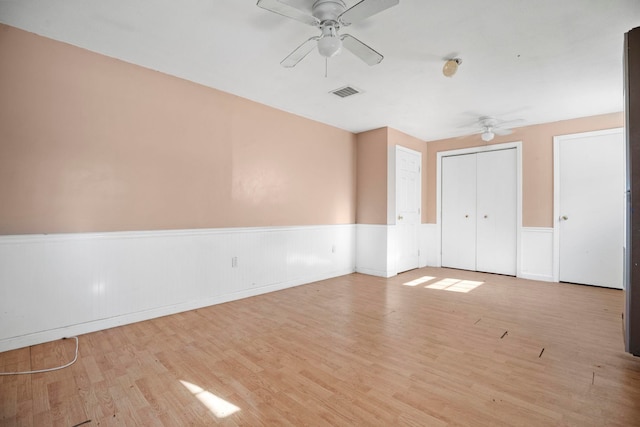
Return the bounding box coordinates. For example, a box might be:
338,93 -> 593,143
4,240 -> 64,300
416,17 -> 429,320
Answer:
312,0 -> 347,23
479,116 -> 498,128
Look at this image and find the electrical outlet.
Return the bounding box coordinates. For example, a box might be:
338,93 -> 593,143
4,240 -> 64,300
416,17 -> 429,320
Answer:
231,256 -> 238,268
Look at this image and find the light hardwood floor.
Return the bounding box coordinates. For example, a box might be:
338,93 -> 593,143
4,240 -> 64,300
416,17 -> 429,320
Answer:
2,267 -> 640,426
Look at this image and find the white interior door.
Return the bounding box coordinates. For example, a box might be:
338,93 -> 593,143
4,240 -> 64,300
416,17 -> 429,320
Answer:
557,129 -> 625,288
476,149 -> 517,275
441,154 -> 477,270
396,146 -> 421,273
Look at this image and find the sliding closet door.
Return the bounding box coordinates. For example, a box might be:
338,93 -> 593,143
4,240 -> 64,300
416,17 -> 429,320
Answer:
476,149 -> 517,275
441,154 -> 477,270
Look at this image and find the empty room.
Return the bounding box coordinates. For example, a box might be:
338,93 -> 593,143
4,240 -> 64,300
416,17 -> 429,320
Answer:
2,1 -> 640,425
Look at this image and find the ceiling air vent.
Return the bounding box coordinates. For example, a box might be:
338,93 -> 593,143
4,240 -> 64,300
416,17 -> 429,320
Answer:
330,85 -> 361,98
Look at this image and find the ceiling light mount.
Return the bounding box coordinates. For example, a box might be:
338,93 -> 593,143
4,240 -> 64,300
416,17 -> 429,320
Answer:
443,58 -> 462,77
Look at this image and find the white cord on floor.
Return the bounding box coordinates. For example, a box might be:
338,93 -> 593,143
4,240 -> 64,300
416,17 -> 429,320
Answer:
0,336 -> 79,375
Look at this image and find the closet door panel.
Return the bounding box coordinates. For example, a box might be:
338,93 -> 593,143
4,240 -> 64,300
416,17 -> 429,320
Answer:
476,149 -> 517,275
441,154 -> 477,270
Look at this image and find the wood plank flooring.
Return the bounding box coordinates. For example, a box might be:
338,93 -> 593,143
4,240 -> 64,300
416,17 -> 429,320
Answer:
2,267 -> 640,426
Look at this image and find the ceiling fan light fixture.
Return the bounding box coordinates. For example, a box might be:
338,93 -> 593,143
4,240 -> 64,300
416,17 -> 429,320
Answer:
318,35 -> 343,57
481,130 -> 494,142
443,58 -> 462,77
318,25 -> 343,58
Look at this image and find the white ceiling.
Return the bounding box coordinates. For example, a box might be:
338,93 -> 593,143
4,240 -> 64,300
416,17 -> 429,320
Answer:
1,0 -> 639,141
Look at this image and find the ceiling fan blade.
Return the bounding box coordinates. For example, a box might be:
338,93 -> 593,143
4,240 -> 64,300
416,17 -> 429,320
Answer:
496,118 -> 525,128
457,120 -> 482,129
280,36 -> 319,67
257,0 -> 319,26
341,34 -> 383,65
493,128 -> 513,136
340,0 -> 399,25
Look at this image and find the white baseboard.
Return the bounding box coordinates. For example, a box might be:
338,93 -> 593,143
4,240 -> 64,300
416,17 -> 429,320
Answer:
0,225 -> 356,352
519,272 -> 554,282
354,266 -> 395,278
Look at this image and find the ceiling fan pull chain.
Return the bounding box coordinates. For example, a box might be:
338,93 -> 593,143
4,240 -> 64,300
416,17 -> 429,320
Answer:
325,57 -> 328,78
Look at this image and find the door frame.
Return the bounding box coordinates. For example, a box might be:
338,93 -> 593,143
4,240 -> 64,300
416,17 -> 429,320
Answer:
552,127 -> 624,283
436,141 -> 523,276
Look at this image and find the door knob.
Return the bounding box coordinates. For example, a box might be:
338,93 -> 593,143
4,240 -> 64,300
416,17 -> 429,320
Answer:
561,215 -> 568,221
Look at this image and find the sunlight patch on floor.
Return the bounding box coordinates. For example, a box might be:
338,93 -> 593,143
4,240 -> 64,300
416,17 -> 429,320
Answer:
425,278 -> 484,293
180,380 -> 240,418
403,276 -> 436,286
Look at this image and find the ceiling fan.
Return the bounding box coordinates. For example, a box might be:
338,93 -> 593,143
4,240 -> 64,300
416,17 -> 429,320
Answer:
474,116 -> 523,142
257,0 -> 399,67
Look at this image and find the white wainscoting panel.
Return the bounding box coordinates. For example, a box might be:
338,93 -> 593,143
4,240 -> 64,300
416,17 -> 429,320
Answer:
0,225 -> 356,352
520,227 -> 554,282
355,224 -> 393,277
386,225 -> 399,276
420,223 -> 438,267
357,223 -> 438,277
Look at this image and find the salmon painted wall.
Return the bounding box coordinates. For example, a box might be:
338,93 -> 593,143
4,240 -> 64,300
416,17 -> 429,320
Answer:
425,112 -> 624,227
356,127 -> 428,225
0,25 -> 356,235
356,128 -> 387,224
